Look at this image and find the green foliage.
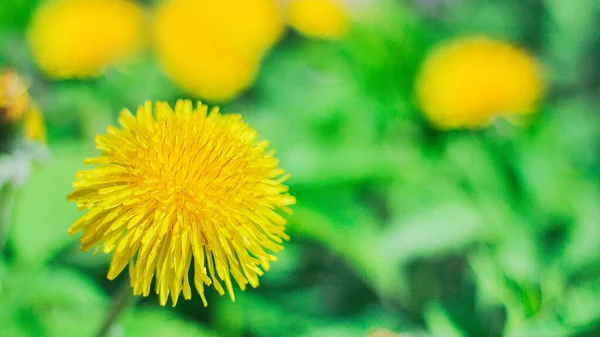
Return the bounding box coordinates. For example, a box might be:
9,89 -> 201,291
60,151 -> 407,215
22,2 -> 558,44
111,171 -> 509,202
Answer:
2,0 -> 600,336
121,308 -> 216,337
10,143 -> 91,265
0,265 -> 107,337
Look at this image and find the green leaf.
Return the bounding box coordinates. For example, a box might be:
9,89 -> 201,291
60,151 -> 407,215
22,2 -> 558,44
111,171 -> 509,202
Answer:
261,241 -> 303,286
300,325 -> 364,337
446,1 -> 527,41
0,0 -> 39,30
561,281 -> 600,328
469,252 -> 522,320
216,293 -> 303,337
0,305 -> 46,337
122,308 -> 216,337
423,304 -> 467,337
469,249 -> 543,327
280,143 -> 402,185
381,201 -> 485,262
10,142 -> 92,265
31,268 -> 108,337
0,265 -> 108,337
504,312 -> 575,337
563,186 -> 600,269
100,53 -> 180,108
45,83 -> 114,141
289,185 -> 386,290
543,0 -> 600,86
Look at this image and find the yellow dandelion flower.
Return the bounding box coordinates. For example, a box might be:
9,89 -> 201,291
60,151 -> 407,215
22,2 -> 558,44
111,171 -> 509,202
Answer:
23,104 -> 47,144
0,69 -> 30,121
153,0 -> 284,102
67,100 -> 296,307
287,0 -> 350,39
186,0 -> 285,55
416,37 -> 544,129
27,0 -> 144,79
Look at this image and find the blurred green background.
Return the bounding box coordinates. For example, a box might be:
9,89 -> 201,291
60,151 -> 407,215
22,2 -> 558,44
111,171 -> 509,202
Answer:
2,0 -> 600,336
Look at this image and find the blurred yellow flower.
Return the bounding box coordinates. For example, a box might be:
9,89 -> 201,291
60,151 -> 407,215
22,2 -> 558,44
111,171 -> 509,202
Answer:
68,100 -> 295,307
153,0 -> 284,102
27,0 -> 144,79
193,0 -> 285,55
0,69 -> 30,121
287,0 -> 349,39
416,37 -> 544,129
367,329 -> 401,337
23,104 -> 47,144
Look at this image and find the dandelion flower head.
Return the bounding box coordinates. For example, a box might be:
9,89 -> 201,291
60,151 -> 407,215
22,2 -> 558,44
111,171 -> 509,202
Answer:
68,100 -> 295,306
0,69 -> 30,121
153,0 -> 284,102
188,0 -> 285,55
287,0 -> 350,39
27,0 -> 144,79
23,104 -> 47,144
416,37 -> 544,129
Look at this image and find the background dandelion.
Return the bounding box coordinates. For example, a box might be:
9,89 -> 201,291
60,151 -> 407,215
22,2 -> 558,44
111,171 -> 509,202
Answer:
416,37 -> 543,129
153,0 -> 284,102
2,0 -> 600,336
286,0 -> 350,39
27,0 -> 144,79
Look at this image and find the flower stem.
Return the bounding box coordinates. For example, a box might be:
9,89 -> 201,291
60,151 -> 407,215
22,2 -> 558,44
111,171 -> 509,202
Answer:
95,278 -> 136,337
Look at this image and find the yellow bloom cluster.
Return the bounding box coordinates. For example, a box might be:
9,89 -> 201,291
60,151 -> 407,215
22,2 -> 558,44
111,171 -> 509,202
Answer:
287,0 -> 350,39
68,100 -> 295,306
0,69 -> 30,121
153,0 -> 284,102
26,0 -> 352,100
416,37 -> 544,129
0,69 -> 46,144
27,0 -> 144,79
23,104 -> 47,144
